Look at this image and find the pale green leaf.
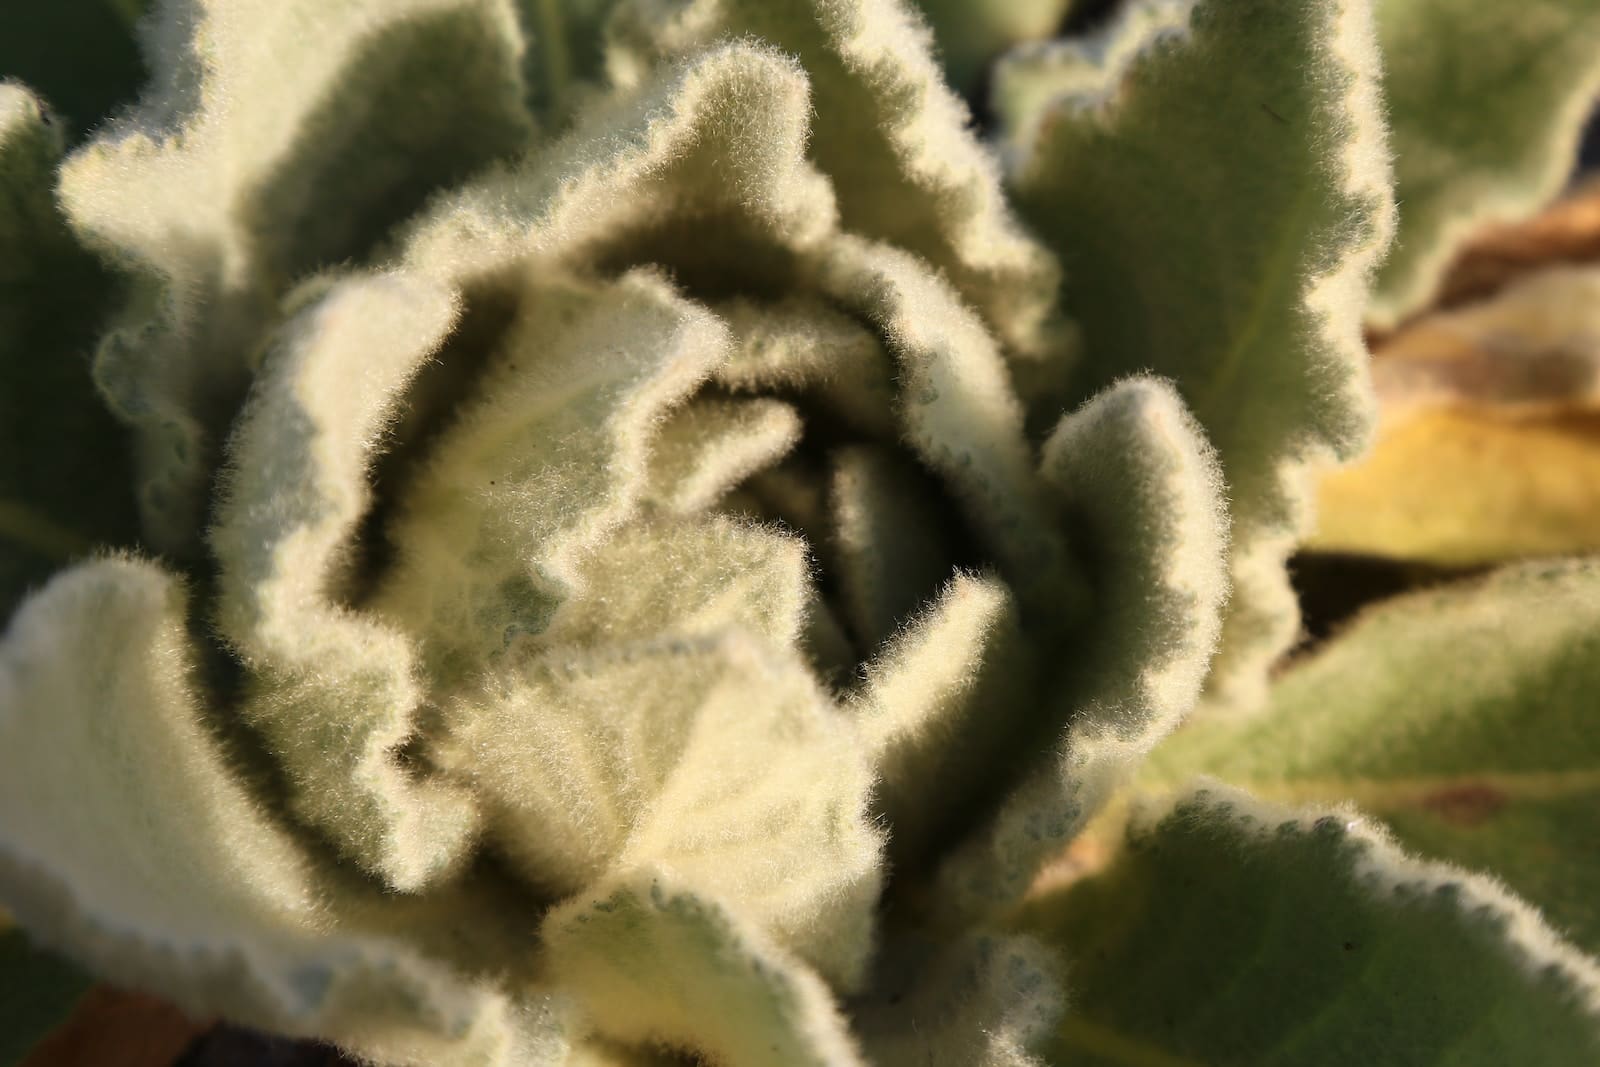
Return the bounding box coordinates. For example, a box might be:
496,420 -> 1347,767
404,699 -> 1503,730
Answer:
1016,783 -> 1600,1065
59,0 -> 532,553
912,0 -> 1071,95
371,270 -> 728,681
809,236 -> 1078,611
828,446 -> 961,651
543,870 -> 866,1066
1003,0 -> 1395,707
935,377 -> 1227,921
1142,558 -> 1600,956
0,84 -> 138,619
850,573 -> 1033,870
0,558 -> 524,1066
1370,0 -> 1600,326
435,633 -> 881,990
210,272 -> 479,891
541,515 -> 811,651
510,0 -> 615,124
855,932 -> 1061,1067
644,396 -> 803,516
404,42 -> 836,292
711,295 -> 897,440
990,0 -> 1191,154
603,0 -> 1065,360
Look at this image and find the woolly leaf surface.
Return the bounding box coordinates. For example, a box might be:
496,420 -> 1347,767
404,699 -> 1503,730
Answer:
936,377 -> 1227,921
1005,0 -> 1394,706
58,0 -> 532,552
911,0 -> 1070,95
712,296 -> 897,439
405,42 -> 836,290
603,0 -> 1063,359
0,84 -> 138,619
1370,0 -> 1600,326
543,870 -> 866,1067
851,573 -> 1033,870
1142,558 -> 1600,956
210,272 -> 479,891
811,236 -> 1076,610
373,270 -> 728,679
510,0 -> 614,124
437,633 -> 880,989
0,558 -> 523,1066
855,933 -> 1061,1067
1016,784 -> 1600,1064
828,446 -> 961,651
542,516 -> 811,651
644,397 -> 803,516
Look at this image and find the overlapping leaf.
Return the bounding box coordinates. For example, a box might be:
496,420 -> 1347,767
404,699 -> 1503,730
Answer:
0,558 -> 527,1066
1370,0 -> 1600,326
403,42 -> 836,290
934,377 -> 1227,921
437,634 -> 881,991
1001,0 -> 1394,707
855,933 -> 1061,1067
544,870 -> 866,1067
371,270 -> 730,678
59,0 -> 531,552
603,0 -> 1064,362
1142,558 -> 1600,955
912,0 -> 1070,96
1017,784 -> 1600,1064
210,272 -> 479,891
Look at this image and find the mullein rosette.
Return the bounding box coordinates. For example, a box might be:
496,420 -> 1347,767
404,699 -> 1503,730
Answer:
1,0 -> 1598,1064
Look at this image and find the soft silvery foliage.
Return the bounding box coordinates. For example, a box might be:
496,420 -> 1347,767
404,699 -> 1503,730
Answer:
2,0 -> 1598,1063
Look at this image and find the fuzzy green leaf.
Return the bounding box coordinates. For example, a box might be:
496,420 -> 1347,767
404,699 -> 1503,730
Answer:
1003,0 -> 1395,707
828,446 -> 962,651
543,870 -> 866,1066
0,925 -> 93,1066
711,295 -> 897,439
812,236 -> 1077,609
544,516 -> 812,651
210,272 -> 480,892
1016,784 -> 1600,1065
644,397 -> 803,517
855,933 -> 1061,1067
59,0 -> 532,553
0,558 -> 526,1066
404,42 -> 836,290
510,0 -> 614,125
436,633 -> 881,990
934,376 -> 1227,921
0,84 -> 138,620
372,270 -> 730,680
911,0 -> 1071,95
1370,0 -> 1600,326
603,0 -> 1064,360
1142,558 -> 1600,956
851,573 -> 1033,870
